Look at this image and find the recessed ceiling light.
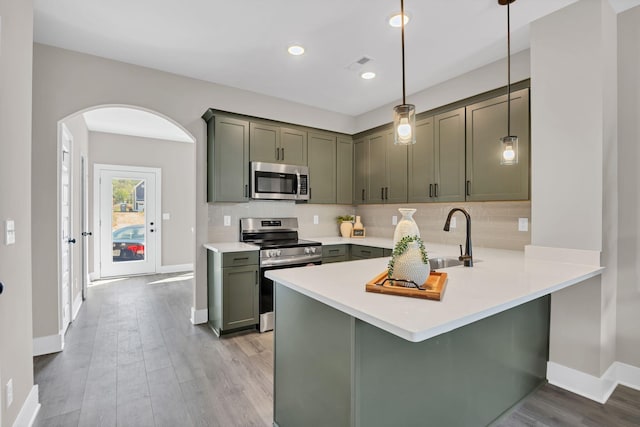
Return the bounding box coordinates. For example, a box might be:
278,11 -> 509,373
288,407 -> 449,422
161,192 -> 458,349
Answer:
287,45 -> 305,56
388,13 -> 410,28
361,72 -> 376,80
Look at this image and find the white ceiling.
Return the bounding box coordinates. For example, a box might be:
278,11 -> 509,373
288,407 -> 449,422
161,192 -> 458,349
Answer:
35,0 -> 640,118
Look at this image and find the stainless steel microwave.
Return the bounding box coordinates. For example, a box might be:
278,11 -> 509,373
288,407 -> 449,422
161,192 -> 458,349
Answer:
250,162 -> 309,201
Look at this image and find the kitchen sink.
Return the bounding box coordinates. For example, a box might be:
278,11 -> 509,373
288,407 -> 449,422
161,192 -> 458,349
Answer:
429,257 -> 464,269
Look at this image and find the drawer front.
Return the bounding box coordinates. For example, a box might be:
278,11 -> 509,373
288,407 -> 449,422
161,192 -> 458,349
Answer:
323,245 -> 347,258
350,245 -> 383,259
322,255 -> 349,264
222,251 -> 258,267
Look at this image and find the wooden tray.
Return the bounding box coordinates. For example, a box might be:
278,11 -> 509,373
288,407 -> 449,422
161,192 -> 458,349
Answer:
365,270 -> 448,301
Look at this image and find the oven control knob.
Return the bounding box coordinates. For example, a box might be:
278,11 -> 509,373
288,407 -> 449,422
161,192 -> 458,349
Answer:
304,247 -> 310,254
276,250 -> 282,257
266,250 -> 274,258
310,247 -> 317,254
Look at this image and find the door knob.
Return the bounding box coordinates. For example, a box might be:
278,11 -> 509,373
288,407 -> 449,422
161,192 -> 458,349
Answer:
150,229 -> 155,233
68,238 -> 77,244
81,231 -> 92,237
150,222 -> 155,226
0,282 -> 4,295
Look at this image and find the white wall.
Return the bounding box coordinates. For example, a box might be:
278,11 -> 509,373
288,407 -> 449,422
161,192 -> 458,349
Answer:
31,43 -> 356,340
530,0 -> 617,377
616,5 -> 640,368
0,0 -> 36,425
89,131 -> 195,269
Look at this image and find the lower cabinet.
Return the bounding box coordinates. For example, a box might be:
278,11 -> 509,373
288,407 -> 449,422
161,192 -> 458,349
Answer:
350,245 -> 386,260
208,251 -> 259,335
322,244 -> 349,263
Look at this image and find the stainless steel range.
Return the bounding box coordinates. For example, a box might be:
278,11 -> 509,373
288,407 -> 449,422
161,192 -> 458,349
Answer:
240,218 -> 322,332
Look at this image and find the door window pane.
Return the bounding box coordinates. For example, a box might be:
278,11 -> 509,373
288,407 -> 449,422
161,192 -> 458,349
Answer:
111,178 -> 146,262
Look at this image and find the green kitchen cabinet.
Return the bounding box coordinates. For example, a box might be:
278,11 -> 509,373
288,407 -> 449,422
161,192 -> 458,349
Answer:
308,132 -> 337,203
350,245 -> 385,260
408,109 -> 465,203
208,251 -> 259,335
203,113 -> 250,202
322,244 -> 349,264
353,137 -> 368,204
336,137 -> 353,205
466,88 -> 530,201
250,122 -> 307,166
366,130 -> 408,204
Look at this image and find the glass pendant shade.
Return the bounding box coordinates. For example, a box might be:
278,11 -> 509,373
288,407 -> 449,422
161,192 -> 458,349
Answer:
500,135 -> 518,165
393,104 -> 416,145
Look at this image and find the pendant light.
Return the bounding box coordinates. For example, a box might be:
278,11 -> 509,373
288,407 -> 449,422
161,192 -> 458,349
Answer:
393,0 -> 416,145
499,0 -> 518,165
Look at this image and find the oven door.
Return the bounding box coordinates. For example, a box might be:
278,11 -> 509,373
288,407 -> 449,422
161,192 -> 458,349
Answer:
259,260 -> 321,332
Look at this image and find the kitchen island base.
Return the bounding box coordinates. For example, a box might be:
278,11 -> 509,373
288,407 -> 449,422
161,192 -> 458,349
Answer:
274,283 -> 550,427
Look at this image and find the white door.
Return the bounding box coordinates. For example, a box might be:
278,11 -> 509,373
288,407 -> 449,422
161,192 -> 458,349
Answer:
60,124 -> 73,333
97,165 -> 160,277
81,154 -> 90,300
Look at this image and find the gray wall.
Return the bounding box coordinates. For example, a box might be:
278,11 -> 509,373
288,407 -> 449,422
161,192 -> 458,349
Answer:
31,43 -> 355,340
0,0 -> 35,425
89,131 -> 195,269
617,5 -> 640,368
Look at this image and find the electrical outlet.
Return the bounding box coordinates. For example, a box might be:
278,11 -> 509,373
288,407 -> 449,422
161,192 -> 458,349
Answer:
5,219 -> 15,245
313,215 -> 319,225
223,215 -> 231,227
450,217 -> 457,229
518,218 -> 529,232
6,378 -> 13,407
392,215 -> 398,225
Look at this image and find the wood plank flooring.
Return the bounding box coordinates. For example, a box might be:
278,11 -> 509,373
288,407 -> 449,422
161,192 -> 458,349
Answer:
33,272 -> 640,427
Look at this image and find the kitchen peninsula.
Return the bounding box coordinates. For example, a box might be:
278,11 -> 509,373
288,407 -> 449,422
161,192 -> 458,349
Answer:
267,243 -> 603,426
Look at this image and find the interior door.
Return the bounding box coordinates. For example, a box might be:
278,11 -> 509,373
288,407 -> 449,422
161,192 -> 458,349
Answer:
60,125 -> 73,333
98,166 -> 159,277
81,154 -> 90,299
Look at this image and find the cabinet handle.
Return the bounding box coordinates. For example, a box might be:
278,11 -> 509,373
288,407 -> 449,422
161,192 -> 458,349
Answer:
381,187 -> 384,200
329,249 -> 339,254
385,187 -> 389,200
276,147 -> 280,160
255,270 -> 258,285
434,183 -> 439,198
233,257 -> 249,262
362,250 -> 371,255
429,184 -> 433,198
466,180 -> 471,196
362,189 -> 365,201
281,148 -> 284,160
245,184 -> 248,197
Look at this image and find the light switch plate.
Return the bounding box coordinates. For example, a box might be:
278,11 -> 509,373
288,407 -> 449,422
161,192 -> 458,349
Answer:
313,215 -> 319,225
518,218 -> 529,232
5,219 -> 15,245
223,215 -> 231,227
162,213 -> 170,220
450,217 -> 457,229
392,215 -> 398,225
6,378 -> 13,407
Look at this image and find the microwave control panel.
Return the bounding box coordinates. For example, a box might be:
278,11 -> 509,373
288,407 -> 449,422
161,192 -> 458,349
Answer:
299,175 -> 308,195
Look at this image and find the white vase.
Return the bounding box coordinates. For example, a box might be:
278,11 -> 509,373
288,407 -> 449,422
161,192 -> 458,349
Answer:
353,215 -> 364,230
392,242 -> 430,286
339,221 -> 353,238
393,208 -> 420,246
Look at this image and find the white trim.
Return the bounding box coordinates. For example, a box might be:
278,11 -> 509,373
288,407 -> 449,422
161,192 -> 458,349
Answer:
59,123 -> 74,336
158,263 -> 193,274
33,332 -> 64,356
525,245 -> 601,266
72,292 -> 83,320
190,307 -> 208,325
88,271 -> 99,281
547,361 -> 640,404
12,385 -> 40,427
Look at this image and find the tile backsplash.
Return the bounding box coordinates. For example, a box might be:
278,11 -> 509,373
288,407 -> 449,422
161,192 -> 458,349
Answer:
208,200 -> 530,251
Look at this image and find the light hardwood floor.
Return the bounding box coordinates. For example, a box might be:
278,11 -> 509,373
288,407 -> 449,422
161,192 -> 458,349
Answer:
33,273 -> 640,427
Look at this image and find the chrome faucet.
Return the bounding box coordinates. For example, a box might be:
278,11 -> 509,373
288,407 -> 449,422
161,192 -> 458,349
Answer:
443,208 -> 473,267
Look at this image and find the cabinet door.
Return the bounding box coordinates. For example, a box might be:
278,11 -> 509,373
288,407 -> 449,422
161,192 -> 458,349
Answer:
250,122 -> 280,163
212,116 -> 249,202
222,265 -> 259,331
368,132 -> 387,203
434,108 -> 466,202
337,137 -> 353,205
308,132 -> 337,204
466,88 -> 529,201
385,130 -> 408,204
353,138 -> 368,204
281,127 -> 307,165
408,117 -> 435,203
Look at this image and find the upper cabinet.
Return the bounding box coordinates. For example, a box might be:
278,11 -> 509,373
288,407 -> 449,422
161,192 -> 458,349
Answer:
465,88 -> 529,201
249,122 -> 307,166
307,132 -> 337,204
336,137 -> 353,205
434,108 -> 466,202
205,114 -> 250,203
358,130 -> 407,204
353,137 -> 368,204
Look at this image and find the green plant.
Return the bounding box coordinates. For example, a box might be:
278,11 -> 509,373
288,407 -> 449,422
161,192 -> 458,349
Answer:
388,235 -> 429,278
336,215 -> 354,224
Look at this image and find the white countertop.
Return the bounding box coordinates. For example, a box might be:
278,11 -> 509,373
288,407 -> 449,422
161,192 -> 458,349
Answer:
203,242 -> 258,253
266,242 -> 604,343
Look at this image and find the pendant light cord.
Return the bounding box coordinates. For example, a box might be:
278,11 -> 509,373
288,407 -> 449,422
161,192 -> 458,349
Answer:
401,0 -> 407,105
507,0 -> 511,136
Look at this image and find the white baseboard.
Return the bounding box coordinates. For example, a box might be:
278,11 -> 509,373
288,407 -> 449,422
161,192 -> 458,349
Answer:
12,385 -> 40,427
72,292 -> 83,321
88,271 -> 99,281
190,307 -> 208,325
33,332 -> 64,356
158,263 -> 193,274
547,361 -> 640,403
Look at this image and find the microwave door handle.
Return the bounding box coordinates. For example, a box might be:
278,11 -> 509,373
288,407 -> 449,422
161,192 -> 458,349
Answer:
296,172 -> 301,199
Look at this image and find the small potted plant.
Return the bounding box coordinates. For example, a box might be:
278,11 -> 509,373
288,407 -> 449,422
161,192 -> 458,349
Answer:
336,215 -> 355,238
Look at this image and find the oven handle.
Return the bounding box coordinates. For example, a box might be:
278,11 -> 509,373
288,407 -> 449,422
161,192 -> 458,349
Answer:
261,259 -> 322,268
